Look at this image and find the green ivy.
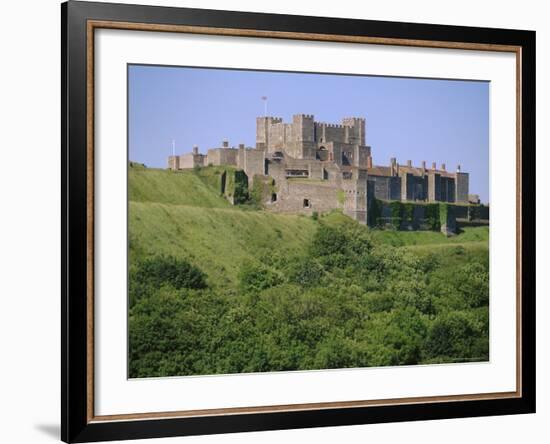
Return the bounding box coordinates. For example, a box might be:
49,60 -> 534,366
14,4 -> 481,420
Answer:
368,198 -> 382,227
424,203 -> 441,231
390,201 -> 403,230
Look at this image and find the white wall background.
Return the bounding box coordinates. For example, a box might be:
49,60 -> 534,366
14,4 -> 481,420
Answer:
0,0 -> 546,443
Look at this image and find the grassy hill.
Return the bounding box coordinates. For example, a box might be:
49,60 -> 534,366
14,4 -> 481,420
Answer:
128,166 -> 490,378
128,167 -> 489,285
129,167 -> 320,285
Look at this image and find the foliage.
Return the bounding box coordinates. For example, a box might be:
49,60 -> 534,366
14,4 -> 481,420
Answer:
336,189 -> 346,206
135,255 -> 206,288
424,203 -> 441,231
368,198 -> 382,227
238,261 -> 283,293
225,169 -> 249,204
390,201 -> 403,229
128,167 -> 490,377
439,203 -> 449,227
402,203 -> 415,227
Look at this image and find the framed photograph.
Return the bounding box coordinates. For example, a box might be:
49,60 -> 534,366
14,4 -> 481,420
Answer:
61,1 -> 535,442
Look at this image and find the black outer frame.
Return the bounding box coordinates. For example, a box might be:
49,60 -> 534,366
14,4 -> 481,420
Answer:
61,1 -> 536,442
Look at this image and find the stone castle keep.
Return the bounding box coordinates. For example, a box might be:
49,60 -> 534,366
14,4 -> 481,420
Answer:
168,114 -> 486,231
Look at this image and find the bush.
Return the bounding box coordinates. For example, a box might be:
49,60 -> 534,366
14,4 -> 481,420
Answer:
426,311 -> 478,359
238,262 -> 282,293
288,258 -> 324,287
454,262 -> 489,307
133,255 -> 207,290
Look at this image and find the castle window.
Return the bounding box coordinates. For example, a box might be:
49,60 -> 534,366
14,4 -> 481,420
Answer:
303,199 -> 311,208
342,171 -> 353,180
271,193 -> 277,202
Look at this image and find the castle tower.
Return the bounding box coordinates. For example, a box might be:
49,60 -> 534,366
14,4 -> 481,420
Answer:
455,171 -> 469,203
291,114 -> 315,159
342,117 -> 366,145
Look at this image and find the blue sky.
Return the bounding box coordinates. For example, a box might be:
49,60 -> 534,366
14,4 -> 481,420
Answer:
128,65 -> 489,203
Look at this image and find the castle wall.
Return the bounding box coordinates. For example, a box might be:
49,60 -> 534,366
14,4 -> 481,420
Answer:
342,117 -> 366,145
367,175 -> 402,201
267,122 -> 291,151
256,117 -> 283,151
342,169 -> 368,224
354,145 -> 371,168
271,181 -> 341,215
308,162 -> 324,180
207,148 -> 238,167
324,124 -> 346,144
401,173 -> 414,201
178,153 -> 206,169
428,172 -> 441,201
168,155 -> 179,170
238,148 -> 265,184
440,176 -> 456,203
455,172 -> 469,203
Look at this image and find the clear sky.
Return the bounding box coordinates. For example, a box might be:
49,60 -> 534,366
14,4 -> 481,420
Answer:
128,64 -> 489,203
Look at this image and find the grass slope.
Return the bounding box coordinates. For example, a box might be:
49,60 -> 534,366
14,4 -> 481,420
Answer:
129,167 -> 488,284
129,167 -> 231,208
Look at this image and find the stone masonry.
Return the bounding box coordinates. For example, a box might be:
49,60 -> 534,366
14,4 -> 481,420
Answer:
168,114 -> 483,230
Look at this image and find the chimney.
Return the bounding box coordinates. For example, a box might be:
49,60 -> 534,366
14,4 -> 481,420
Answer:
432,162 -> 436,170
441,163 -> 446,171
238,143 -> 245,149
222,140 -> 229,148
422,161 -> 426,170
407,160 -> 412,167
192,145 -> 199,155
457,164 -> 461,172
367,156 -> 373,169
390,157 -> 397,176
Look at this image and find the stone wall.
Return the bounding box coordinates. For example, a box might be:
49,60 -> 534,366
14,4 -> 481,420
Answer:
178,153 -> 205,169
271,180 -> 341,215
428,172 -> 441,201
440,176 -> 455,202
342,169 -> 368,223
167,155 -> 179,170
238,148 -> 265,185
455,172 -> 469,203
207,148 -> 238,167
368,175 -> 401,201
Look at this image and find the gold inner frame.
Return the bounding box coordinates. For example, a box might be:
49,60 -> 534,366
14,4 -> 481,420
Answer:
86,19 -> 523,423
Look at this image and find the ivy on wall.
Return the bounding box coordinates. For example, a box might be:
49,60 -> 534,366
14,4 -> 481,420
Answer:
368,199 -> 461,233
224,169 -> 249,204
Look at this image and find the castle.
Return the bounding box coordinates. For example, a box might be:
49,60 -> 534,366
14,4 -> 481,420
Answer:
168,114 -> 485,230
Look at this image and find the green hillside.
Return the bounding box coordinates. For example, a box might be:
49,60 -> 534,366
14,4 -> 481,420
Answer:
128,166 -> 490,378
129,167 -> 488,282
129,166 -> 231,208
129,201 -> 317,285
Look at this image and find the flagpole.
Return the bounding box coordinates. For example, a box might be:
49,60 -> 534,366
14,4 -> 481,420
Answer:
261,96 -> 268,117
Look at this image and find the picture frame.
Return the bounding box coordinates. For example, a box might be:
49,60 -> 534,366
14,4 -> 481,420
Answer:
61,1 -> 536,442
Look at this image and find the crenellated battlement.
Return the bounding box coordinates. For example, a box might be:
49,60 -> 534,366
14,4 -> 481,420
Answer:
167,112 -> 475,227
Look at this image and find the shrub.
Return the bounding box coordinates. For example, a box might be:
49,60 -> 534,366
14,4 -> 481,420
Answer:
426,311 -> 478,359
134,255 -> 207,290
289,258 -> 324,287
238,262 -> 282,293
454,262 -> 489,307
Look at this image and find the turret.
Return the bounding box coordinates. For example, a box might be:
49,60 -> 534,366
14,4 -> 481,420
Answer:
342,117 -> 366,145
